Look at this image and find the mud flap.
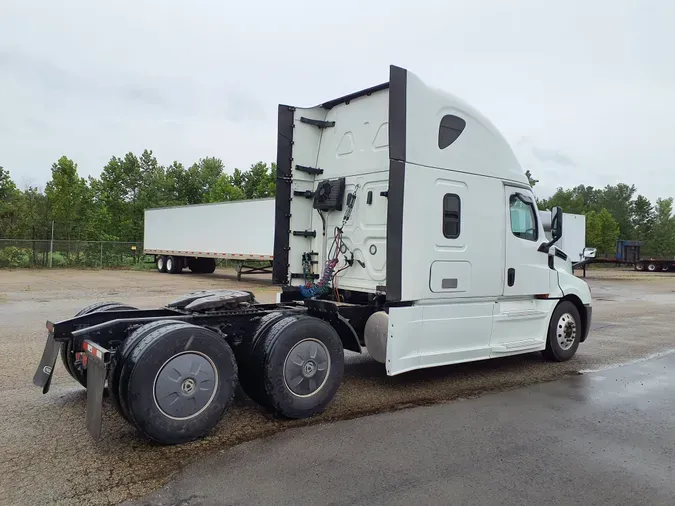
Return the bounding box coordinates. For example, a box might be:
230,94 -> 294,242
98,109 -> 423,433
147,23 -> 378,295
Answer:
83,340 -> 110,441
32,326 -> 60,394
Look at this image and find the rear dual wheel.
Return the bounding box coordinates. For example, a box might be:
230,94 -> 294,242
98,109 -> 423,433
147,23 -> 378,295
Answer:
188,257 -> 217,274
156,255 -> 167,273
166,256 -> 183,274
239,314 -> 344,419
60,302 -> 138,388
110,321 -> 237,444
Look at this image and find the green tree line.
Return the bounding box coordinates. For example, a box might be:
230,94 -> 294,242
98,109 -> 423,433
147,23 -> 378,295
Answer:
0,150 -> 276,245
527,171 -> 675,258
1,159 -> 673,266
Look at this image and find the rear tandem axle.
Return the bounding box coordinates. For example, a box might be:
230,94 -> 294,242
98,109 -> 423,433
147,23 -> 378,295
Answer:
33,289 -> 373,445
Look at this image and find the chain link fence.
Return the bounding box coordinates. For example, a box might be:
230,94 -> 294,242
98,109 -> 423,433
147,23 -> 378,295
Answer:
0,239 -> 146,269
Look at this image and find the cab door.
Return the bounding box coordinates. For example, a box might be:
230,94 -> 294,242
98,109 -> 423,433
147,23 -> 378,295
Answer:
502,185 -> 550,296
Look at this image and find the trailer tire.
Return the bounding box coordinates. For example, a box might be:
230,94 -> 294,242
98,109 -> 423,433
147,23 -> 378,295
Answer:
60,302 -> 138,387
543,301 -> 581,362
188,258 -> 217,274
635,262 -> 644,271
166,255 -> 182,274
260,315 -> 344,419
647,262 -> 657,272
156,255 -> 167,273
187,258 -> 202,273
110,320 -> 190,422
123,323 -> 238,444
200,258 -> 216,274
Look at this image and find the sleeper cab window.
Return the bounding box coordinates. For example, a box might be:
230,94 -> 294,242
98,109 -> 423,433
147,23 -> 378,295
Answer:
443,193 -> 461,239
509,194 -> 538,241
438,114 -> 466,149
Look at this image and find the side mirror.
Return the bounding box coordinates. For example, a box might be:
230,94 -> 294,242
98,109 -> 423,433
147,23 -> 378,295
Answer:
551,207 -> 563,241
583,247 -> 597,259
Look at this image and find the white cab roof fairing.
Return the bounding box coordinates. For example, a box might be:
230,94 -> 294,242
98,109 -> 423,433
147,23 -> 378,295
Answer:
403,67 -> 529,186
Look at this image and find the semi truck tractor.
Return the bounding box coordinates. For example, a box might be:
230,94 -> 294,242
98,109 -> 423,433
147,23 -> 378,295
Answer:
33,64 -> 595,445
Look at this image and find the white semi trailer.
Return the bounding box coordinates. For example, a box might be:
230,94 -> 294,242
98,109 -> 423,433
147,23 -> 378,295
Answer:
539,211 -> 587,263
34,64 -> 596,445
143,198 -> 275,279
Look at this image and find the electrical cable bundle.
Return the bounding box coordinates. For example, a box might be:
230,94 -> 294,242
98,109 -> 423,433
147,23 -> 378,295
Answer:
300,185 -> 359,300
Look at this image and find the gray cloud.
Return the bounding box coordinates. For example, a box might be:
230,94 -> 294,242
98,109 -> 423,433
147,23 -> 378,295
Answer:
122,85 -> 169,108
530,147 -> 576,167
0,0 -> 674,203
0,49 -> 74,92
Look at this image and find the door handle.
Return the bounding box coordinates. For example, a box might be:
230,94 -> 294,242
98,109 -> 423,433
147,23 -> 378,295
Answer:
507,268 -> 515,287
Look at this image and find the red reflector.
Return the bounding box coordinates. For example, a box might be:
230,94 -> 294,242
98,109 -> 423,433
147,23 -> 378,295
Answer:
535,294 -> 549,299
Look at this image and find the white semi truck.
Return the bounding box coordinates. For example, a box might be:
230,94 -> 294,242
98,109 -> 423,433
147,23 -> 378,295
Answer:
143,198 -> 275,279
33,64 -> 595,445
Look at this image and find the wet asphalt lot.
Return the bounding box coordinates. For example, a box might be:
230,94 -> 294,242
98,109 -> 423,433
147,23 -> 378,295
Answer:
1,268 -> 674,505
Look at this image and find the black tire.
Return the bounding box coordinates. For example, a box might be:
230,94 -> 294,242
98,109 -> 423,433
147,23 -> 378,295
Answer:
166,255 -> 182,274
635,262 -> 644,271
543,301 -> 581,362
188,258 -> 216,274
237,312 -> 289,408
109,320 -> 187,422
156,255 -> 168,273
200,258 -> 216,274
187,258 -> 203,273
122,323 -> 238,444
647,262 -> 657,272
60,302 -> 137,387
260,315 -> 344,419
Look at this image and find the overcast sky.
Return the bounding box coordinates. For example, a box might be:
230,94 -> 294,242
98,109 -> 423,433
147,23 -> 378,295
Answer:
1,0 -> 673,203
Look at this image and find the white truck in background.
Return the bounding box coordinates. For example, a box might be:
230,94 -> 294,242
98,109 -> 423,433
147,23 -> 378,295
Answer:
143,198 -> 275,279
539,211 -> 587,263
35,64 -> 596,446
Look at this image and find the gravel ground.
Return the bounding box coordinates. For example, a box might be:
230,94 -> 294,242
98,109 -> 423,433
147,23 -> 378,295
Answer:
0,267 -> 674,505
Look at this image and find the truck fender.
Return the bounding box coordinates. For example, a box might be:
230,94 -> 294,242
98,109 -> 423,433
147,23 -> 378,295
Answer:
308,309 -> 362,354
558,294 -> 591,343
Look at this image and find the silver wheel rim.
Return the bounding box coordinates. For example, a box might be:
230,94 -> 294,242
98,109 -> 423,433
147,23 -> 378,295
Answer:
158,257 -> 164,270
283,338 -> 330,397
648,263 -> 656,271
556,313 -> 577,351
167,258 -> 173,271
153,351 -> 218,420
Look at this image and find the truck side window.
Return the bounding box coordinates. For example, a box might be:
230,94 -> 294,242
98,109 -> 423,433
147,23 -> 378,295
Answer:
438,115 -> 466,149
443,193 -> 461,238
509,194 -> 538,241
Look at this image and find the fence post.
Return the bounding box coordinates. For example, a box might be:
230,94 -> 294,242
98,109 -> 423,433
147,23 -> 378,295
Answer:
49,221 -> 54,268
100,242 -> 103,268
